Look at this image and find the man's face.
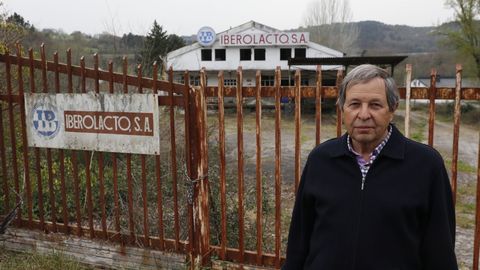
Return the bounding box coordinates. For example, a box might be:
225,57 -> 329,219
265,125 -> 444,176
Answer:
342,77 -> 395,151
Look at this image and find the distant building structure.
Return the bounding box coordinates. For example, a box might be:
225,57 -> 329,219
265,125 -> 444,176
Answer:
166,21 -> 344,87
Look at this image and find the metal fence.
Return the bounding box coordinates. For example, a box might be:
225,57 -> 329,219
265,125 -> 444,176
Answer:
1,45 -> 480,269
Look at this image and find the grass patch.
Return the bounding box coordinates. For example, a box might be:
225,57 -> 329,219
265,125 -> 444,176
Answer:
445,159 -> 477,174
0,248 -> 92,269
456,181 -> 477,229
410,121 -> 426,142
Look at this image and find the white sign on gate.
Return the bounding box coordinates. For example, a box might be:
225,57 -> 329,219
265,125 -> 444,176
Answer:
25,93 -> 160,155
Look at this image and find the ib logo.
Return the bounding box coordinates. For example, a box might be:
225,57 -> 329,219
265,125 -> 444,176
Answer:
197,26 -> 216,46
32,103 -> 60,139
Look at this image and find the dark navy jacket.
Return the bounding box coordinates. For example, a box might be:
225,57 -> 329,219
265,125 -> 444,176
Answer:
283,125 -> 458,270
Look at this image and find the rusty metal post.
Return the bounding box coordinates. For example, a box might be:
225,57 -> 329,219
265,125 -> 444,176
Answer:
335,69 -> 344,137
294,69 -> 302,194
168,67 -> 180,250
473,131 -> 480,270
255,70 -> 263,265
315,65 -> 322,145
451,64 -> 462,205
193,68 -> 211,267
218,71 -> 227,261
236,66 -> 246,264
404,64 -> 412,138
427,69 -> 437,147
274,66 -> 282,269
17,44 -> 32,228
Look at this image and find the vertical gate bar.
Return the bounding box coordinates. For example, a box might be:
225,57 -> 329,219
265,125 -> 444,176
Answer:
81,57 -> 95,238
153,63 -> 165,250
255,70 -> 263,264
274,66 -> 282,269
198,68 -> 210,266
427,69 -> 436,147
108,61 -> 121,242
138,64 -> 150,247
126,152 -> 135,243
168,67 -> 180,250
315,66 -> 322,146
54,52 -> 68,233
294,70 -> 301,193
183,71 -> 195,265
17,45 -> 32,227
98,152 -> 107,235
217,71 -> 227,260
29,49 -> 44,231
95,54 -> 107,239
451,64 -> 462,205
41,45 -> 57,232
335,69 -> 343,137
473,132 -> 480,270
67,49 -> 82,237
236,67 -> 245,263
0,102 -> 8,216
405,64 -> 412,138
123,57 -> 135,244
6,50 -> 21,225
1,52 -> 10,215
94,53 -> 100,92
190,79 -> 201,261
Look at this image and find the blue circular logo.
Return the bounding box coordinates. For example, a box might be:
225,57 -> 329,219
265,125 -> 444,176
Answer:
32,102 -> 60,139
197,26 -> 216,46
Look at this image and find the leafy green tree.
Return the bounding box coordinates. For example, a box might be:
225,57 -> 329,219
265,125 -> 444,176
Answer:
140,20 -> 185,77
442,0 -> 480,78
6,12 -> 35,31
0,2 -> 26,53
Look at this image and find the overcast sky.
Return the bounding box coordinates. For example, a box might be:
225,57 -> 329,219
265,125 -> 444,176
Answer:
3,0 -> 455,36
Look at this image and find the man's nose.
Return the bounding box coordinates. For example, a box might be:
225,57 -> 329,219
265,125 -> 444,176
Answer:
357,104 -> 371,119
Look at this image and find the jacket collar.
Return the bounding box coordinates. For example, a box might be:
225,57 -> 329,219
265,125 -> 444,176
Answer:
329,124 -> 405,160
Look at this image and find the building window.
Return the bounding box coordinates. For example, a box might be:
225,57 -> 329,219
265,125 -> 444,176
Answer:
175,76 -> 185,85
215,49 -> 226,61
281,78 -> 294,86
280,48 -> 291,60
254,48 -> 266,61
190,75 -> 200,86
261,75 -> 275,86
201,49 -> 212,61
224,79 -> 237,86
240,48 -> 251,61
301,78 -> 309,86
280,77 -> 309,86
294,48 -> 306,58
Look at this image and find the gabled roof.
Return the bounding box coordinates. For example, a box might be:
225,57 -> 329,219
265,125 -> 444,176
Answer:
167,20 -> 343,59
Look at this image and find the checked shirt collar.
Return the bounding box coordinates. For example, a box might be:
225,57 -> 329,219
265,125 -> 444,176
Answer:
347,124 -> 393,178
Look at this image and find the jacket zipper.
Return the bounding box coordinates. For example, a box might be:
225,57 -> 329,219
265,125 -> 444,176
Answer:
352,167 -> 367,269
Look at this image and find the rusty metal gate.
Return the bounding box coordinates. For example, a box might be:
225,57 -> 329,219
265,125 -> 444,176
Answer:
1,45 -> 480,269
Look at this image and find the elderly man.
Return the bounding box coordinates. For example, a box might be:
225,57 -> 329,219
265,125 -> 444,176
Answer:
282,64 -> 458,270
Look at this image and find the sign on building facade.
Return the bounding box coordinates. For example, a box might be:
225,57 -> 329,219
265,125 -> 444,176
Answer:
219,32 -> 309,47
25,93 -> 160,155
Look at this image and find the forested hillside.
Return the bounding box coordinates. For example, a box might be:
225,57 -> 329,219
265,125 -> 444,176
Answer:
3,11 -> 470,80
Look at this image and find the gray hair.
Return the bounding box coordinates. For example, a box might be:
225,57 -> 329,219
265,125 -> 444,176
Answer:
337,64 -> 399,112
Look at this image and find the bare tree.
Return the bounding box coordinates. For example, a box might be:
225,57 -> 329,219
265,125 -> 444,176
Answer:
302,0 -> 358,54
441,0 -> 480,79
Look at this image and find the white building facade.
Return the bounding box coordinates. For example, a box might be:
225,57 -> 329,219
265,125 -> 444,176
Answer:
166,21 -> 344,87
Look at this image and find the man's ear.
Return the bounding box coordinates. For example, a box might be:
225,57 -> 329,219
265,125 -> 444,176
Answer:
391,102 -> 399,112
